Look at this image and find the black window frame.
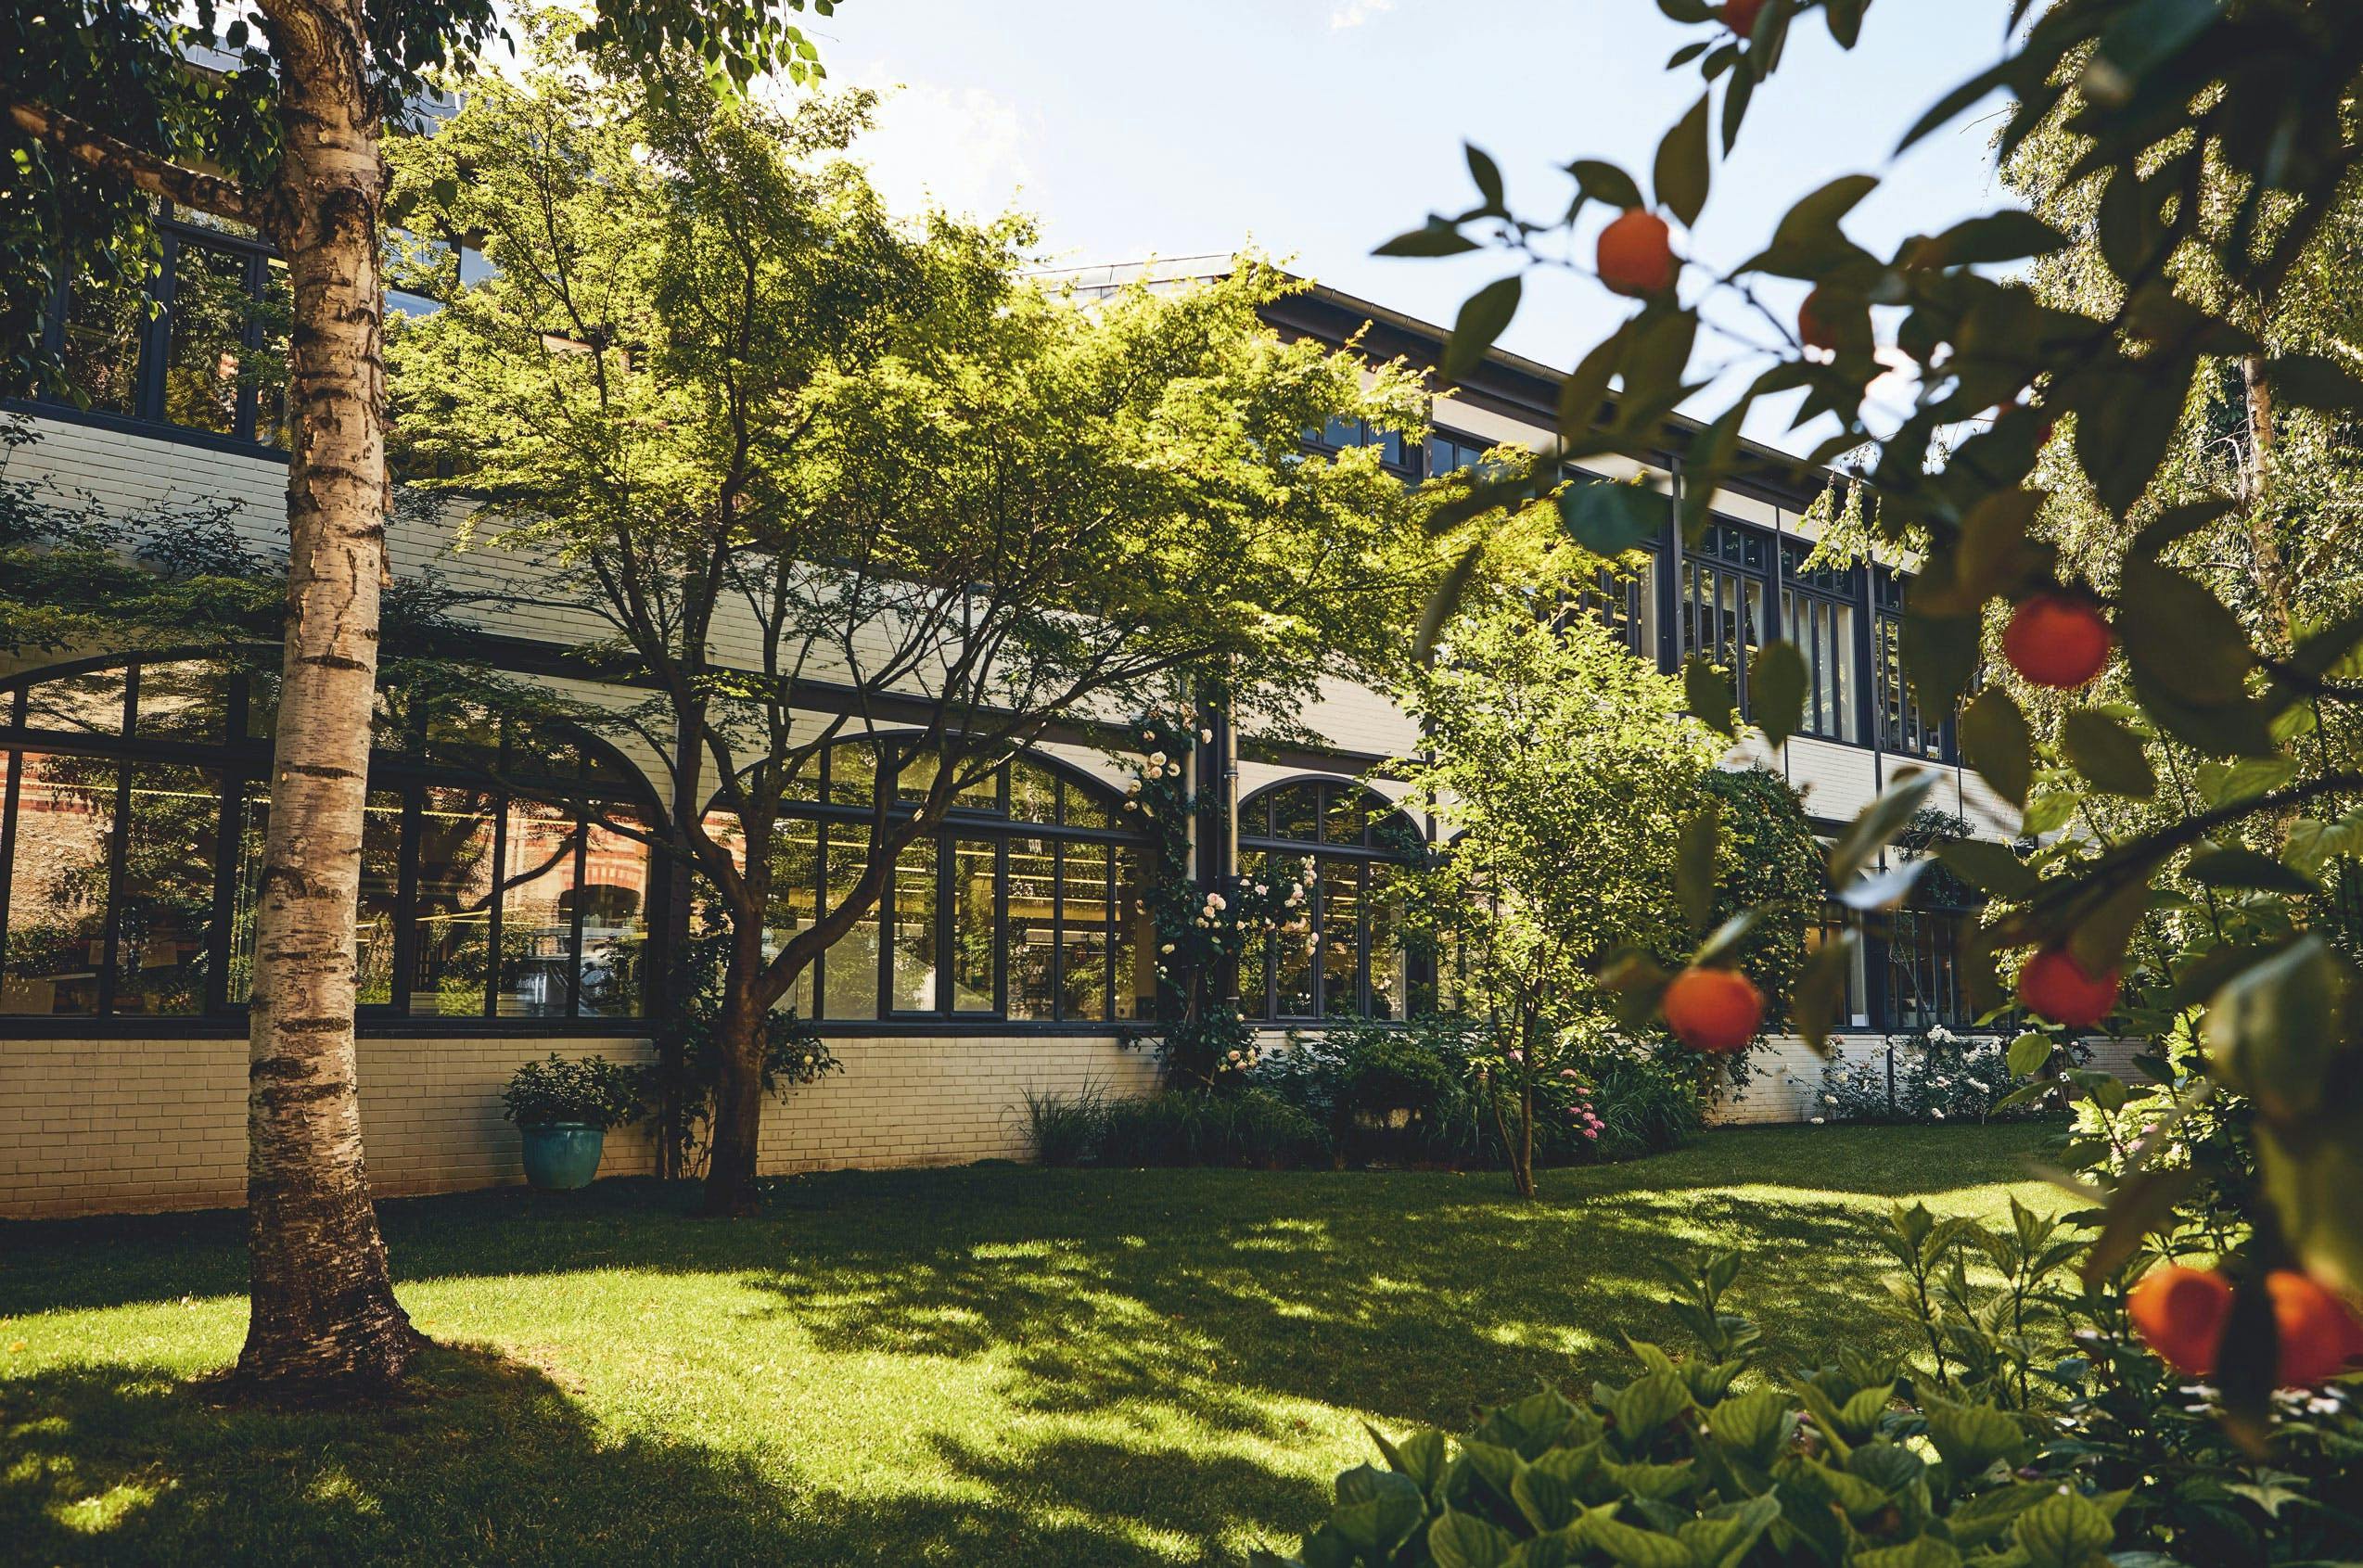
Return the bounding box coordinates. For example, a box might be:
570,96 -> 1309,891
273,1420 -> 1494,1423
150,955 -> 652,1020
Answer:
1235,778 -> 1423,1025
1776,537 -> 1864,745
1873,567 -> 1955,761
0,651 -> 662,1035
725,738 -> 1149,1030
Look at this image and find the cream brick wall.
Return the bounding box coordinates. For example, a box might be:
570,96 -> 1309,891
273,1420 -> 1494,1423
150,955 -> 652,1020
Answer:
0,1031 -> 1159,1219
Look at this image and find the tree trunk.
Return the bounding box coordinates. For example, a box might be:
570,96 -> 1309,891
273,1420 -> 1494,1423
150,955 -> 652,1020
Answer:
700,925 -> 772,1217
2241,352 -> 2295,647
234,0 -> 416,1395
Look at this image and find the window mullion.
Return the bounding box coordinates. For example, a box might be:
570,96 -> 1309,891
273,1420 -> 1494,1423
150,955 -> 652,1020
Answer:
95,667 -> 138,1018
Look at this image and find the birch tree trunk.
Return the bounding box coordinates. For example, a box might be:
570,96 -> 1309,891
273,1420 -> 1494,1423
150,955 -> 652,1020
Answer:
234,0 -> 417,1393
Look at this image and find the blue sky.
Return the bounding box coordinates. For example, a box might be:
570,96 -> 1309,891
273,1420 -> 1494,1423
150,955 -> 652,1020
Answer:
814,0 -> 2027,454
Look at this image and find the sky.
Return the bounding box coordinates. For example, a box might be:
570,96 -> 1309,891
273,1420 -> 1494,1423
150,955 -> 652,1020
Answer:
809,0 -> 2032,456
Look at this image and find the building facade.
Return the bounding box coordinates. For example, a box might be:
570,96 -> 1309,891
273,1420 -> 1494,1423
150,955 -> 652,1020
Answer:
0,235 -> 2025,1218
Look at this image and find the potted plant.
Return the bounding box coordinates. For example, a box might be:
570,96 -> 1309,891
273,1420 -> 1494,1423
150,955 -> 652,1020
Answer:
501,1053 -> 646,1191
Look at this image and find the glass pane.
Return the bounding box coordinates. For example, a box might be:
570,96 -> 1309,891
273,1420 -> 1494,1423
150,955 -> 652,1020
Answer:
1274,854 -> 1316,1018
354,790 -> 402,1007
1009,758 -> 1059,824
1322,786 -> 1365,846
820,825 -> 879,1020
110,763 -> 222,1015
827,740 -> 879,808
1062,782 -> 1109,831
160,243 -> 251,436
762,815 -> 817,1020
495,797 -> 579,1018
1006,834 -> 1057,1021
412,784 -> 494,1015
898,750 -> 997,810
58,267 -> 148,414
1,754 -> 115,1015
425,699 -> 499,772
23,668 -> 127,735
950,837 -> 996,1013
1366,860 -> 1405,1023
889,835 -> 938,1012
1115,845 -> 1151,1021
1270,784 -> 1319,842
1237,848 -> 1271,1020
133,660 -> 234,744
575,811 -> 649,1019
1059,839 -> 1110,1023
254,258 -> 291,448
1320,859 -> 1361,1017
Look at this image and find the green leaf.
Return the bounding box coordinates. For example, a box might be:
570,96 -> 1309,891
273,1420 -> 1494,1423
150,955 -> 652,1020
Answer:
1769,173 -> 1881,255
1683,654 -> 1736,737
1958,689 -> 2032,809
1442,276 -> 1524,383
1853,1538 -> 1962,1568
1677,798 -> 1720,934
2203,934 -> 2346,1124
1922,1396 -> 2024,1476
1934,837 -> 2037,900
2060,708 -> 2156,797
1375,223 -> 1480,258
1794,928 -> 1860,1052
1331,1466 -> 1428,1555
1413,542 -> 1487,664
1612,1370 -> 1693,1439
1898,609 -> 1981,717
1584,1514 -> 1697,1568
1909,210 -> 2069,267
1559,481 -> 1667,559
2265,352 -> 2363,412
1430,1509 -> 1520,1568
1654,93 -> 1712,228
2012,1487 -> 2114,1568
2007,1031 -> 2051,1077
2117,560 -> 2254,706
1567,159 -> 1645,212
1466,143 -> 1506,210
1558,325 -> 1630,440
1830,771 -> 1938,886
1749,641 -> 1807,747
2185,846 -> 2317,895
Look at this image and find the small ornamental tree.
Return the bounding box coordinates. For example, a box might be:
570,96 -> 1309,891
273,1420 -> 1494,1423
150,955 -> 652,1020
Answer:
388,31 -> 1430,1214
1398,549 -> 1752,1197
1390,0 -> 2363,1424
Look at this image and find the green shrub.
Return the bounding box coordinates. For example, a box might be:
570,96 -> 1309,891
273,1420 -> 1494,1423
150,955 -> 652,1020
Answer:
1097,1088 -> 1329,1168
1021,1079 -> 1109,1168
500,1053 -> 647,1130
1264,1209 -> 2363,1566
1576,1044 -> 1705,1161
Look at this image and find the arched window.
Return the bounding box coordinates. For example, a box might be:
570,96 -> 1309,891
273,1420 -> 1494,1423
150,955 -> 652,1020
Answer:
1237,778 -> 1424,1024
704,739 -> 1152,1026
0,653 -> 658,1026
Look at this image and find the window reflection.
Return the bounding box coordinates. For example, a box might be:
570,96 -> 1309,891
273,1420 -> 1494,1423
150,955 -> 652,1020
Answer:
1007,834 -> 1057,1020
822,828 -> 878,1021
495,797 -> 580,1018
58,266 -> 148,415
1060,839 -> 1111,1022
111,764 -> 221,1015
1,755 -> 115,1015
951,837 -> 996,1012
1238,780 -> 1420,1024
412,784 -> 494,1016
160,243 -> 252,437
889,836 -> 938,1012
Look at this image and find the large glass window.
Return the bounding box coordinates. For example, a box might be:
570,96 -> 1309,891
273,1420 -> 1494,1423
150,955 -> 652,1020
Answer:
725,744 -> 1143,1026
0,656 -> 656,1026
1680,523 -> 1770,716
33,218 -> 288,448
1779,539 -> 1859,744
1874,569 -> 1950,759
1238,779 -> 1423,1023
1885,908 -> 1966,1032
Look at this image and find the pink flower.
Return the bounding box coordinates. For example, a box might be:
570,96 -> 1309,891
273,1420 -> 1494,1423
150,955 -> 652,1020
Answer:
1559,1068 -> 1578,1079
1582,1128 -> 1599,1140
1507,1049 -> 1523,1064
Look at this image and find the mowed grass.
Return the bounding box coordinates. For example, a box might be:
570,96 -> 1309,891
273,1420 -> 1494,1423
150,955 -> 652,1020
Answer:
0,1124 -> 2068,1567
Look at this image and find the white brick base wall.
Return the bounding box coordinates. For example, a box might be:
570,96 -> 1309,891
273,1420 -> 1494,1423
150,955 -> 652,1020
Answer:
1708,1033 -> 2154,1127
0,1033 -> 1160,1219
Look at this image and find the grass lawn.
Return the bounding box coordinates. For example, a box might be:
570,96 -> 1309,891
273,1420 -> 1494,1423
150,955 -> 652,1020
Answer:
0,1123 -> 2070,1566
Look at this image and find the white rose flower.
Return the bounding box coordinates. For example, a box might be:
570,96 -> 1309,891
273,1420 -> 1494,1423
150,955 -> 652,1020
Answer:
1199,728 -> 1213,742
1148,751 -> 1167,768
1160,943 -> 1175,955
1809,1115 -> 1826,1125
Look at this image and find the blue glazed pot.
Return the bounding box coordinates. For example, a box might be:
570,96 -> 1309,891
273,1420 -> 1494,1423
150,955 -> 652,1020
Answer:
519,1122 -> 606,1191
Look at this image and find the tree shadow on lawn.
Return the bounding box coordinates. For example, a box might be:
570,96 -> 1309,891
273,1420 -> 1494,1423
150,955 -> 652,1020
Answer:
0,1344 -> 1292,1568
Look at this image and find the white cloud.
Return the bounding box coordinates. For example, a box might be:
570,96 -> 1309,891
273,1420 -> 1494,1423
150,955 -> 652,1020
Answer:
843,72 -> 1041,223
1330,0 -> 1393,29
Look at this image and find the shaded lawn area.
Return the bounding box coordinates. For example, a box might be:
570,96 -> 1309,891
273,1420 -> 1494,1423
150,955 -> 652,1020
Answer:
0,1123 -> 2068,1566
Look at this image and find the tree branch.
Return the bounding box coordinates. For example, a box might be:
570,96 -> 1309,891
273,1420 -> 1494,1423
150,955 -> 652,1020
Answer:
7,99 -> 266,227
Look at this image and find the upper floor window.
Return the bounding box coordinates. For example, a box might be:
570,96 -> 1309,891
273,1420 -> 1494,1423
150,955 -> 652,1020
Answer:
709,741 -> 1151,1027
1873,569 -> 1951,760
0,655 -> 655,1025
34,220 -> 290,450
1680,521 -> 1770,717
1237,779 -> 1424,1024
1307,414 -> 1410,469
1424,429 -> 1502,479
1779,539 -> 1859,744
